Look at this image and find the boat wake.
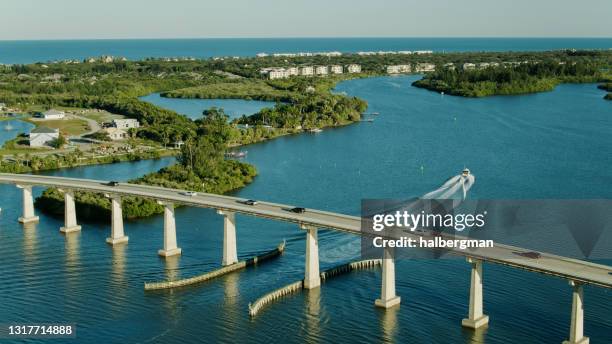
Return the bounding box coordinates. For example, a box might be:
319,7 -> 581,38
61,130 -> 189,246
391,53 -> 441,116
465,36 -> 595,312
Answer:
422,168 -> 475,201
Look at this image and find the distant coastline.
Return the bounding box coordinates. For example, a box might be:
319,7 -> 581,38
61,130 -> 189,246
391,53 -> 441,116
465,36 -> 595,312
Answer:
1,37 -> 611,65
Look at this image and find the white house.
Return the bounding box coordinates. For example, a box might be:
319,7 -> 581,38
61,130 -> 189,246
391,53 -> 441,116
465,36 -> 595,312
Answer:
300,66 -> 314,77
347,64 -> 362,73
103,127 -> 128,141
29,126 -> 59,147
330,65 -> 343,74
315,66 -> 328,75
40,109 -> 66,120
463,63 -> 476,70
113,118 -> 140,129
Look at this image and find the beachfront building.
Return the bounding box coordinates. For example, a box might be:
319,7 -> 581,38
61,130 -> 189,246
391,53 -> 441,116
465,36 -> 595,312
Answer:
113,118 -> 140,129
463,63 -> 476,70
40,109 -> 66,120
300,66 -> 314,77
29,127 -> 59,147
387,65 -> 412,74
103,128 -> 128,141
315,66 -> 329,75
415,63 -> 436,72
330,65 -> 343,74
347,64 -> 362,73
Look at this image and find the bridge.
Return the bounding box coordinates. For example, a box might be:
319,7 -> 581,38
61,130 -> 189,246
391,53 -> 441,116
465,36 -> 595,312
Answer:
1,172 -> 610,344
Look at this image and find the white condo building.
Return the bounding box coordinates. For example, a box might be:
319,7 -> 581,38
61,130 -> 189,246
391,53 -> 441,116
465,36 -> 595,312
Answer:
300,66 -> 314,76
347,64 -> 362,73
330,65 -> 343,74
315,66 -> 329,75
415,63 -> 436,72
387,65 -> 412,74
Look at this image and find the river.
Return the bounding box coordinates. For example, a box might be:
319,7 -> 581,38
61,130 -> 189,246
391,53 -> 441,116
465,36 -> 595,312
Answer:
0,76 -> 611,343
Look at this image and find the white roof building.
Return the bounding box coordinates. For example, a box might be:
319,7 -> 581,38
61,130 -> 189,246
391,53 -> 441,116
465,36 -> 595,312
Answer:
29,126 -> 59,147
40,109 -> 66,120
113,118 -> 140,129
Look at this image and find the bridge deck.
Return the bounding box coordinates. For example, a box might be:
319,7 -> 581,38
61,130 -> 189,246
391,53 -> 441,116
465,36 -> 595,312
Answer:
1,173 -> 611,288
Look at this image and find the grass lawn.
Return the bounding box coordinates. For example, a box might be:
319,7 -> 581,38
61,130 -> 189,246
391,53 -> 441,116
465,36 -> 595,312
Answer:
28,118 -> 91,135
162,80 -> 292,101
80,110 -> 125,124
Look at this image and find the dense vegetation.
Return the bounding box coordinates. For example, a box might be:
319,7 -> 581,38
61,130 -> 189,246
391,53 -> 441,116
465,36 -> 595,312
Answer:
2,49 -> 609,219
35,109 -> 257,220
161,80 -> 292,102
0,147 -> 165,173
412,61 -> 611,97
165,76 -> 368,130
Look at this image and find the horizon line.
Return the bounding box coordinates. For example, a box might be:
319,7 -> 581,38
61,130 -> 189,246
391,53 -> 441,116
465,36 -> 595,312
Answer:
1,36 -> 612,42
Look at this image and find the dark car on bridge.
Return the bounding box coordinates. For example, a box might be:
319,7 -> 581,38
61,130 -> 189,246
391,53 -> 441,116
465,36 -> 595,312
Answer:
105,181 -> 120,186
289,207 -> 306,214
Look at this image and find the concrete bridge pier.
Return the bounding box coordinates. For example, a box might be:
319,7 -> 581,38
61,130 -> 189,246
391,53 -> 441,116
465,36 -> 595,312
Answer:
301,224 -> 320,289
59,189 -> 81,233
563,281 -> 589,344
17,184 -> 39,224
462,258 -> 489,329
375,246 -> 401,308
105,195 -> 128,245
218,210 -> 237,266
157,202 -> 181,257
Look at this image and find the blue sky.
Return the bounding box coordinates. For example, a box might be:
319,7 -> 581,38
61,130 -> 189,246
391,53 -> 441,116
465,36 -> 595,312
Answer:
3,0 -> 611,40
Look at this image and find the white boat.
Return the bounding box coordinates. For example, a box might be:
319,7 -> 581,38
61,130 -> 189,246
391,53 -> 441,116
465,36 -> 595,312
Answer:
309,128 -> 323,133
225,151 -> 248,158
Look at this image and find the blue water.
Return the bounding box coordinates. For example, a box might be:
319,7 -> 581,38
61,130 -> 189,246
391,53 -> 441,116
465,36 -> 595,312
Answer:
0,76 -> 611,343
0,119 -> 34,145
1,38 -> 611,64
138,93 -> 275,120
